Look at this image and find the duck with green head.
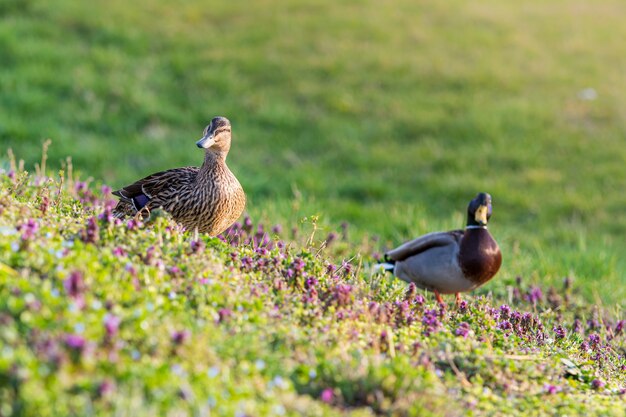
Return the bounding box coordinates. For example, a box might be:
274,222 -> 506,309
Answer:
380,193 -> 502,304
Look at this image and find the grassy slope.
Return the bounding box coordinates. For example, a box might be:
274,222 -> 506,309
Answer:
0,170 -> 625,416
2,0 -> 625,303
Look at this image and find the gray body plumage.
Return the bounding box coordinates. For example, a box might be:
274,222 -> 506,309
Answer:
386,231 -> 477,294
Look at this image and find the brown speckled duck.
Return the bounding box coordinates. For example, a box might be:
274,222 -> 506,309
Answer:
112,117 -> 245,235
380,193 -> 502,304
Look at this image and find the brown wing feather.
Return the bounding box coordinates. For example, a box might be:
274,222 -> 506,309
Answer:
113,167 -> 199,199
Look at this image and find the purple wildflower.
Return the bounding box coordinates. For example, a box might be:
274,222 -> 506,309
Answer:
283,268 -> 294,279
168,266 -> 182,278
572,319 -> 583,333
341,260 -> 353,276
325,232 -> 338,246
543,384 -> 561,394
97,379 -> 116,397
190,239 -> 205,254
304,286 -> 318,304
65,334 -> 86,351
112,246 -> 126,257
497,321 -> 512,331
368,301 -> 380,317
81,217 -> 99,244
126,219 -> 142,230
292,258 -> 306,273
526,286 -> 543,305
331,284 -> 352,306
422,309 -> 441,335
588,333 -> 601,348
455,322 -> 471,338
320,388 -> 333,404
75,181 -> 88,194
39,195 -> 50,215
98,200 -> 116,223
17,218 -> 39,241
104,314 -> 121,338
405,283 -> 417,302
499,304 -> 511,319
591,379 -> 605,390
414,294 -> 425,306
587,318 -> 601,331
271,224 -> 282,234
305,277 -> 318,289
240,257 -> 253,271
125,263 -> 137,277
171,330 -> 190,345
553,325 -> 566,340
394,300 -> 414,325
217,308 -> 233,323
63,270 -> 85,299
242,216 -> 253,232
458,300 -> 468,311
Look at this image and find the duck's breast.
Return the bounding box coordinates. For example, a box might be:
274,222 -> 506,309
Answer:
458,229 -> 502,286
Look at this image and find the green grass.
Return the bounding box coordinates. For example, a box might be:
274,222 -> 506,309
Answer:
0,3 -> 625,413
2,0 -> 625,302
1,166 -> 625,416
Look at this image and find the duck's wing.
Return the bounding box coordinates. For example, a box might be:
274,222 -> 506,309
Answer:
112,167 -> 198,210
385,230 -> 464,262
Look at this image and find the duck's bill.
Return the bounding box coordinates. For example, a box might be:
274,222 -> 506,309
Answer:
196,135 -> 215,149
474,205 -> 488,225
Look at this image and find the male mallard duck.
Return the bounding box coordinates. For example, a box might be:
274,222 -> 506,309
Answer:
112,116 -> 246,236
379,193 -> 502,304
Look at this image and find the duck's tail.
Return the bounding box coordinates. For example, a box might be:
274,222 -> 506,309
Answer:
378,262 -> 395,273
376,255 -> 396,274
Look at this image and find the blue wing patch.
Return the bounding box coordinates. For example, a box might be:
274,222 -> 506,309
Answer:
132,194 -> 150,210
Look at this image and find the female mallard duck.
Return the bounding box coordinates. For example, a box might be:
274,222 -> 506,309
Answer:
112,116 -> 246,236
380,192 -> 502,304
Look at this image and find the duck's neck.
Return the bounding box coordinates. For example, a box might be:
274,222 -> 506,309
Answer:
202,150 -> 227,168
466,225 -> 487,230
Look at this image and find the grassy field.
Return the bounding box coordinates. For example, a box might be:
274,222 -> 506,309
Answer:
0,170 -> 625,416
2,0 -> 626,302
0,1 -> 625,413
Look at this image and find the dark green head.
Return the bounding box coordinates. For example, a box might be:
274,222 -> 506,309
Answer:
466,192 -> 493,227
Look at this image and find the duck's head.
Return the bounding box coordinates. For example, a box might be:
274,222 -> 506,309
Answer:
466,192 -> 493,227
196,117 -> 232,154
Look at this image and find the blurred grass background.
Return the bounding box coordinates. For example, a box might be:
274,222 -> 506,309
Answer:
1,0 -> 625,302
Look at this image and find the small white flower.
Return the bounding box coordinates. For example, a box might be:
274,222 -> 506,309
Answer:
207,366 -> 219,378
578,88 -> 597,101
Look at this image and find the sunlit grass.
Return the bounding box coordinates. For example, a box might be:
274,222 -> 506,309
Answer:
1,0 -> 625,301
